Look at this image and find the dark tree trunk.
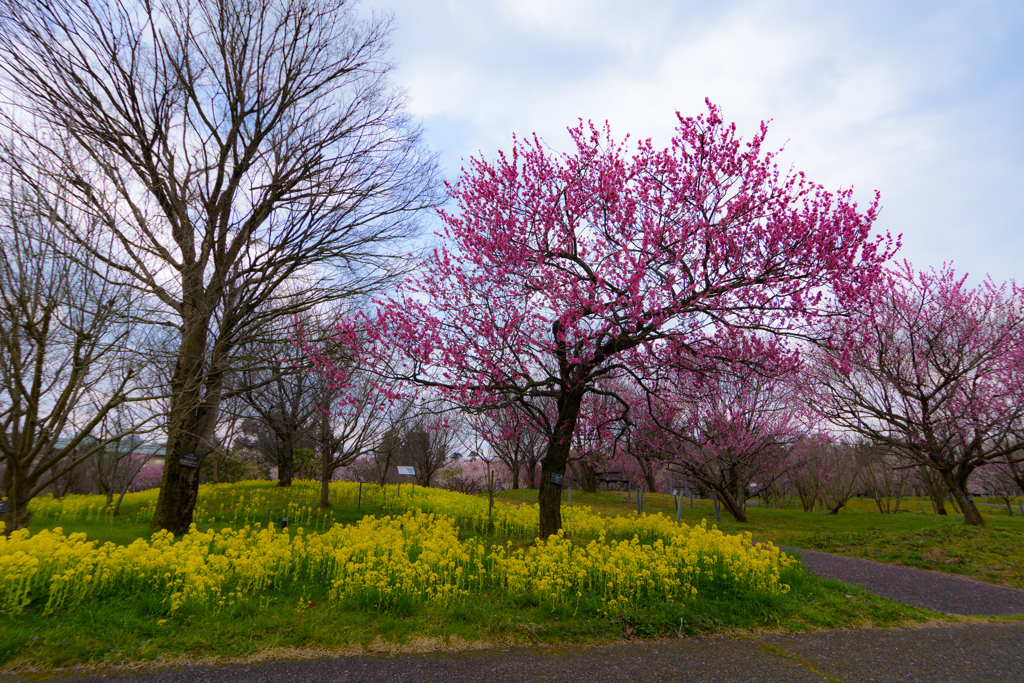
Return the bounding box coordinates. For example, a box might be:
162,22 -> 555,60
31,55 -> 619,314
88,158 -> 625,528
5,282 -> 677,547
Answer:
0,502 -> 31,536
943,471 -> 984,526
278,449 -> 294,487
151,427 -> 206,535
642,460 -> 658,494
571,461 -> 597,493
714,486 -> 748,523
320,450 -> 332,509
151,317 -> 222,535
537,389 -> 584,538
538,458 -> 566,538
1,466 -> 33,535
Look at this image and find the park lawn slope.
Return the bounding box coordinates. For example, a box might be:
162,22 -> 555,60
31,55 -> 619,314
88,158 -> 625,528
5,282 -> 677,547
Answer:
0,481 -> 969,670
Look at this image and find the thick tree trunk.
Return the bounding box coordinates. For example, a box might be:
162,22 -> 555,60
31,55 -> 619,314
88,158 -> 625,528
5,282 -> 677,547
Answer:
1,465 -> 33,534
320,451 -> 332,509
571,461 -> 597,493
151,428 -> 205,534
151,313 -> 222,535
0,501 -> 31,536
278,439 -> 294,487
509,465 -> 520,490
537,389 -> 584,538
538,458 -> 565,538
715,487 -> 748,523
642,460 -> 658,494
320,473 -> 331,509
943,471 -> 985,526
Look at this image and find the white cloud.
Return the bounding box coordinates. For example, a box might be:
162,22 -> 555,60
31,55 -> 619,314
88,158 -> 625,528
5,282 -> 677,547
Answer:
369,0 -> 1024,284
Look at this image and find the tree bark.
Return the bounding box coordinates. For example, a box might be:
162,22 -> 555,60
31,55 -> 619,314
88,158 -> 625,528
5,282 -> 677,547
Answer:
943,471 -> 985,526
278,448 -> 294,487
151,335 -> 222,534
642,460 -> 658,494
714,487 -> 748,523
538,459 -> 565,538
1,467 -> 33,534
0,502 -> 31,536
537,390 -> 584,538
320,466 -> 331,509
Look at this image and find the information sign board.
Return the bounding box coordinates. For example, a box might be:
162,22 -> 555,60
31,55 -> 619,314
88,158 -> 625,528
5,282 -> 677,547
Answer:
550,473 -> 564,486
396,466 -> 415,476
179,452 -> 201,469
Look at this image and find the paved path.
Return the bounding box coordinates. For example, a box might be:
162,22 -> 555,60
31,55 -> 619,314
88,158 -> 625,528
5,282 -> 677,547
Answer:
2,623 -> 1021,682
780,545 -> 1024,615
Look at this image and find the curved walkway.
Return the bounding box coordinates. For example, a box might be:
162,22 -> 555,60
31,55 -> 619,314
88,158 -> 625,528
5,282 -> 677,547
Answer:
781,545 -> 1024,615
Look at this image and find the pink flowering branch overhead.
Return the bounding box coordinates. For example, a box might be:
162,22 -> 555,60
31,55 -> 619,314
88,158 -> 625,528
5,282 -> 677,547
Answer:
329,101 -> 895,536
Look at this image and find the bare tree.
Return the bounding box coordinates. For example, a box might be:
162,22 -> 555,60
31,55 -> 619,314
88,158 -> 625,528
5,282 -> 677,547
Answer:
232,332 -> 324,488
0,176 -> 152,533
203,394 -> 249,485
0,0 -> 441,532
816,441 -> 867,515
400,414 -> 461,488
860,445 -> 914,514
477,407 -> 545,490
915,465 -> 952,515
310,364 -> 414,508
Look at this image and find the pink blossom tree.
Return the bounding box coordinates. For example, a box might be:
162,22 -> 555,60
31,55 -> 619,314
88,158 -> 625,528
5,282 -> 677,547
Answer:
637,337 -> 811,522
806,263 -> 1024,526
329,102 -> 893,537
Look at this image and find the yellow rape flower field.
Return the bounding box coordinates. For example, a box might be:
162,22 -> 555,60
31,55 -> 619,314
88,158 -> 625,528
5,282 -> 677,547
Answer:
0,482 -> 932,671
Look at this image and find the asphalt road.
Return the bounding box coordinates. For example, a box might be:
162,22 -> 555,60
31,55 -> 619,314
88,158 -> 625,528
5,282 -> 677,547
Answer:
780,546 -> 1024,615
3,623 -> 1021,683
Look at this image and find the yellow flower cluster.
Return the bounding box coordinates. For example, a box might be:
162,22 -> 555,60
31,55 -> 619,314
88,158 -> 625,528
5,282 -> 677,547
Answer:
1,498 -> 793,617
492,519 -> 792,610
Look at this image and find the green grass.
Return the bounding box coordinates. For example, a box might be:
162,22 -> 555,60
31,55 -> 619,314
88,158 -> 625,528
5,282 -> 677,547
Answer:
4,482 -> 1021,671
0,561 -> 934,671
495,488 -> 1024,588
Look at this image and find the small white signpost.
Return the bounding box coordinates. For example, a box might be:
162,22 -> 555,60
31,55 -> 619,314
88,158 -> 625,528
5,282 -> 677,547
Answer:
396,466 -> 415,497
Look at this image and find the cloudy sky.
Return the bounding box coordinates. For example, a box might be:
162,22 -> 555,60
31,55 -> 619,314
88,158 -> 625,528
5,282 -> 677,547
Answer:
365,0 -> 1023,286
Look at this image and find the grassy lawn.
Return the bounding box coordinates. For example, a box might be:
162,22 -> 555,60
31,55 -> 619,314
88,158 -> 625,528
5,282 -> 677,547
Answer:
2,481 -> 1020,671
495,488 -> 1024,589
